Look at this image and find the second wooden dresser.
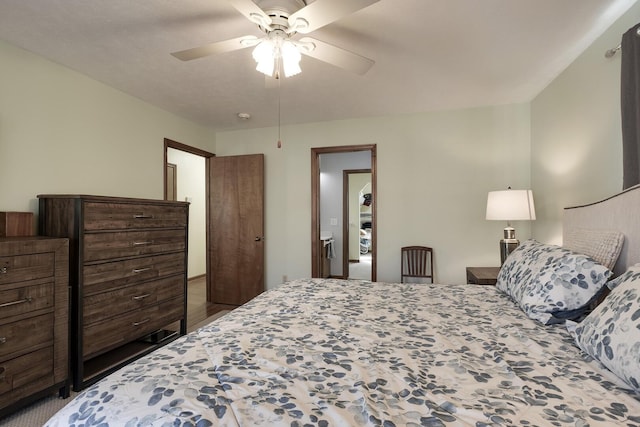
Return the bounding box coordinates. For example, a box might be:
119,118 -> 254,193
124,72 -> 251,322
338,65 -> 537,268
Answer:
38,195 -> 189,391
0,237 -> 68,417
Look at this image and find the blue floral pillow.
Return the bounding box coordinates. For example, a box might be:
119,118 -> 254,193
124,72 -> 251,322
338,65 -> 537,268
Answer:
496,239 -> 612,324
496,239 -> 539,302
568,263 -> 640,390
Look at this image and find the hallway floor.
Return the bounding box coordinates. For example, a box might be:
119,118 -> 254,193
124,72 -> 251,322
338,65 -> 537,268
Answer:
349,252 -> 372,280
187,276 -> 237,329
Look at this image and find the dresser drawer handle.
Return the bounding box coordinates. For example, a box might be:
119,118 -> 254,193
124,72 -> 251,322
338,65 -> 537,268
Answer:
132,241 -> 153,246
132,318 -> 150,327
0,337 -> 6,344
0,267 -> 6,274
133,214 -> 154,219
132,267 -> 152,274
0,297 -> 33,308
132,293 -> 151,301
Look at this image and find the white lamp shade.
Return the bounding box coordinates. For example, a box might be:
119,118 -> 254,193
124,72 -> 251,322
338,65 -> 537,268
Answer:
486,189 -> 536,221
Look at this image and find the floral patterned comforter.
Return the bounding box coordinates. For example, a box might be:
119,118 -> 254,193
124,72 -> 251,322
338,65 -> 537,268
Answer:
45,279 -> 640,426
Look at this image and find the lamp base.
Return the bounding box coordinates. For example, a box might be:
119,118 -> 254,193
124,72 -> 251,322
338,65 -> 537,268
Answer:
500,238 -> 519,265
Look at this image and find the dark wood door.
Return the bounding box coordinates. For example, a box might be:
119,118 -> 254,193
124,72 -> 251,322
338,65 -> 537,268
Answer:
209,154 -> 264,305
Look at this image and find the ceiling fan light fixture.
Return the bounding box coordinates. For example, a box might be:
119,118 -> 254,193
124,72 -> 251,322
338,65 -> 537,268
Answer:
171,0 -> 378,76
251,36 -> 302,78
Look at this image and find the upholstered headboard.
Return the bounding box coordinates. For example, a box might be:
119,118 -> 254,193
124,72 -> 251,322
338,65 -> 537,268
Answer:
564,184 -> 640,277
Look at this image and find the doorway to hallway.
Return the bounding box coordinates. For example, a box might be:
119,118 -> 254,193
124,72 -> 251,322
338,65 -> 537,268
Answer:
310,144 -> 377,281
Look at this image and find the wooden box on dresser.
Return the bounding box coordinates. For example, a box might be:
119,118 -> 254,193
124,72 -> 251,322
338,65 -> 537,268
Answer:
0,237 -> 69,418
37,194 -> 189,391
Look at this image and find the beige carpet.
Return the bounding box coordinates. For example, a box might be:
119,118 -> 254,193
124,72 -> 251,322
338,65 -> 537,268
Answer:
1,310 -> 231,427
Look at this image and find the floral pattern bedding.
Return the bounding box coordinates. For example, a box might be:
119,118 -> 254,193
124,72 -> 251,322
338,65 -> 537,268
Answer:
45,279 -> 640,426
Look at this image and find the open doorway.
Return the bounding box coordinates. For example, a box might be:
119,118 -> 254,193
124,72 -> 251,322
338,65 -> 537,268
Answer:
344,169 -> 372,280
163,138 -> 215,328
311,144 -> 377,281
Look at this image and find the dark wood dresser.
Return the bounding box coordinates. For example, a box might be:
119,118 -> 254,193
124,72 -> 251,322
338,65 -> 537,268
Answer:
0,237 -> 69,418
38,195 -> 189,391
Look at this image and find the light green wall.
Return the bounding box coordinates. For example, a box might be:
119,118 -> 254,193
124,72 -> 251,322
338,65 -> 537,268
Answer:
531,2 -> 640,244
216,104 -> 532,287
2,0 -> 636,289
0,39 -> 215,218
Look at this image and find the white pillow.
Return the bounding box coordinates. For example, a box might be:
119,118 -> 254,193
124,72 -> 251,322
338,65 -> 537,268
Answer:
563,228 -> 624,271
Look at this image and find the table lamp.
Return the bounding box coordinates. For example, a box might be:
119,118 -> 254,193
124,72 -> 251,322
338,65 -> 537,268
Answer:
486,188 -> 536,264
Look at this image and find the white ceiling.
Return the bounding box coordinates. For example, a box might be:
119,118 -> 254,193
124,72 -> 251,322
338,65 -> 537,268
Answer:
0,0 -> 636,131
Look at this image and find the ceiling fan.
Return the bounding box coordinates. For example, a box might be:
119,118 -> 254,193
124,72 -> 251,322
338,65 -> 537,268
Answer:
171,0 -> 379,78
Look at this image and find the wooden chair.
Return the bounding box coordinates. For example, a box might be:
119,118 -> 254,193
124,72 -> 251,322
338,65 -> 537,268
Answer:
401,246 -> 434,283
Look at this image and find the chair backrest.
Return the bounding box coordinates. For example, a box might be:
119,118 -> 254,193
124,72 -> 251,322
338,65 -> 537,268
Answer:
401,246 -> 434,283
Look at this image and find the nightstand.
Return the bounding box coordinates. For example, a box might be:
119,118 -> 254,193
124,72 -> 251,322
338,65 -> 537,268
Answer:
466,267 -> 500,285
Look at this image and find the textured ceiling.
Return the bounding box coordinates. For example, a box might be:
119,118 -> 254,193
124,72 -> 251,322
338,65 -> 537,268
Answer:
0,0 -> 636,131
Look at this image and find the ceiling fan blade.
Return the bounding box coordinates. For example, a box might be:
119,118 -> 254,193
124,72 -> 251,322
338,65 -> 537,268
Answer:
171,36 -> 258,61
228,0 -> 272,28
288,0 -> 379,34
299,37 -> 374,75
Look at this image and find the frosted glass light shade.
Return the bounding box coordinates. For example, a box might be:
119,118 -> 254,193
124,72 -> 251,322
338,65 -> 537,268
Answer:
281,40 -> 301,77
253,41 -> 275,76
251,36 -> 302,78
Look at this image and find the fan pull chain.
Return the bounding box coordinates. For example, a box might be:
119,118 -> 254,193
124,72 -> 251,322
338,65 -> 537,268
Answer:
277,70 -> 282,149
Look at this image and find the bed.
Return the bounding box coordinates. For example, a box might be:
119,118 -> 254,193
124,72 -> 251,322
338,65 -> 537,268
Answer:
45,187 -> 640,426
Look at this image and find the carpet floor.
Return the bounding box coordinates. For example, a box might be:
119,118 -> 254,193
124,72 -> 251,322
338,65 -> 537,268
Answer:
1,310 -> 231,427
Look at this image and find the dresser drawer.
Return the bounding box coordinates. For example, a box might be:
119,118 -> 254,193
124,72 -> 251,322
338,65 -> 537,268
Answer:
84,275 -> 185,325
0,314 -> 53,361
83,229 -> 186,262
83,252 -> 185,296
0,347 -> 53,399
0,253 -> 54,285
84,202 -> 187,231
0,282 -> 54,320
83,297 -> 184,359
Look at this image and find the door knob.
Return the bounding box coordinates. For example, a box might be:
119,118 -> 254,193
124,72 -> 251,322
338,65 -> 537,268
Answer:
255,236 -> 264,241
